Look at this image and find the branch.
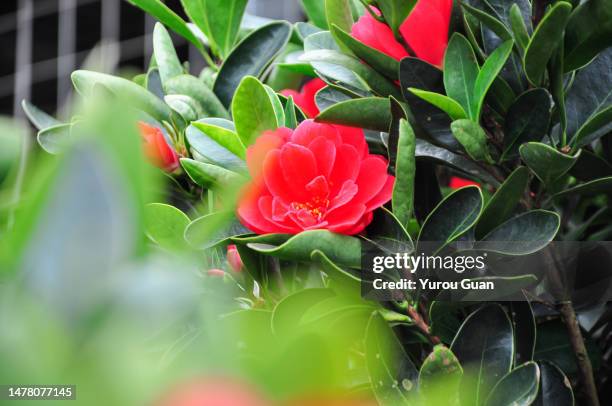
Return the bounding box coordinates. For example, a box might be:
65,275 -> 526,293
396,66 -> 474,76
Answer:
407,305 -> 441,345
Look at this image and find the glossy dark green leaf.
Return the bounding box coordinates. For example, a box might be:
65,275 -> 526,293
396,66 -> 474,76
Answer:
232,76 -> 279,146
21,100 -> 61,131
502,88 -> 552,160
472,39 -> 514,119
377,0 -> 417,38
392,119 -> 416,228
428,301 -> 463,345
184,212 -> 249,249
479,210 -> 560,255
450,119 -> 493,163
300,49 -> 401,98
295,21 -> 322,41
366,313 -> 417,406
152,23 -> 183,84
509,3 -> 530,50
523,2 -> 572,85
444,34 -> 479,117
407,89 -> 467,120
72,70 -> 172,122
570,149 -> 612,181
510,300 -> 537,365
476,166 -> 529,239
418,345 -> 463,404
415,139 -> 499,185
185,123 -> 246,171
533,361 -> 574,406
325,0 -> 353,48
311,249 -> 362,289
283,96 -> 298,129
519,142 -> 580,186
314,85 -> 353,111
146,68 -> 164,100
315,97 -> 391,131
485,362 -> 540,406
451,304 -> 514,406
564,0 -> 612,72
247,230 -> 361,268
127,0 -> 205,52
182,0 -> 247,58
399,58 -> 459,151
180,158 -> 241,188
565,48 -> 612,146
461,3 -> 513,43
164,74 -> 229,118
164,94 -> 203,121
214,22 -> 292,108
330,24 -> 400,80
418,186 -> 483,254
144,203 -> 190,251
554,176 -> 612,198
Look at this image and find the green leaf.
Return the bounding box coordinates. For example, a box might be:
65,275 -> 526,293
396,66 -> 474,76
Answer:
247,230 -> 361,268
472,40 -> 514,119
127,0 -> 205,52
71,70 -> 172,122
573,106 -> 612,148
21,100 -> 61,131
144,203 -> 190,251
418,345 -> 463,404
184,212 -> 249,249
232,76 -> 279,146
533,361 -> 574,406
214,22 -> 292,108
300,49 -> 401,98
511,300 -> 537,365
415,139 -> 499,186
181,158 -> 241,188
37,124 -> 72,154
164,94 -> 203,122
325,0 -> 353,52
554,176 -> 612,198
451,304 -> 514,406
519,142 -> 580,186
418,186 -> 483,254
271,288 -> 336,336
509,3 -> 530,51
429,301 -> 463,345
392,119 -> 416,228
461,3 -> 513,43
564,0 -> 612,72
377,0 -> 417,38
330,24 -> 400,80
152,23 -> 183,84
190,121 -> 245,159
501,88 -> 552,160
450,119 -> 493,163
444,34 -> 479,117
475,166 -> 530,239
295,21 -> 323,41
523,2 -> 573,85
485,362 -> 540,406
479,210 -> 560,255
185,123 -> 246,171
182,0 -> 247,58
408,89 -> 467,120
301,0 -> 329,29
315,97 -> 391,131
263,85 -> 286,128
366,313 -> 417,406
164,74 -> 229,119
565,48 -> 612,146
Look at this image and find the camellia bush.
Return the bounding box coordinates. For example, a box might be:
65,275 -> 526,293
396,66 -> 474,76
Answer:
1,0 -> 611,405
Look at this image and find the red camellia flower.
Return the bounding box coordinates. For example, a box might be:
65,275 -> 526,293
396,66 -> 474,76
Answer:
280,78 -> 326,118
238,120 -> 394,235
226,244 -> 244,273
351,0 -> 453,67
138,122 -> 180,172
449,176 -> 480,189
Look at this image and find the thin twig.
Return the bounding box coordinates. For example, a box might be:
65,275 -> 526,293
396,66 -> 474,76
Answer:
407,305 -> 441,345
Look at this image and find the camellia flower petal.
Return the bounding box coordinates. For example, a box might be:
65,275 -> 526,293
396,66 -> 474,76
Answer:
449,176 -> 480,189
280,78 -> 327,118
138,122 -> 180,172
226,244 -> 244,273
238,120 -> 394,235
351,0 -> 453,67
154,377 -> 271,406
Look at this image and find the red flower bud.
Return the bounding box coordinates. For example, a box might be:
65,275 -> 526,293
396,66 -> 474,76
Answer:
449,176 -> 480,189
238,120 -> 394,235
280,78 -> 327,118
138,122 -> 180,172
226,244 -> 244,273
351,0 -> 453,67
206,268 -> 226,277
